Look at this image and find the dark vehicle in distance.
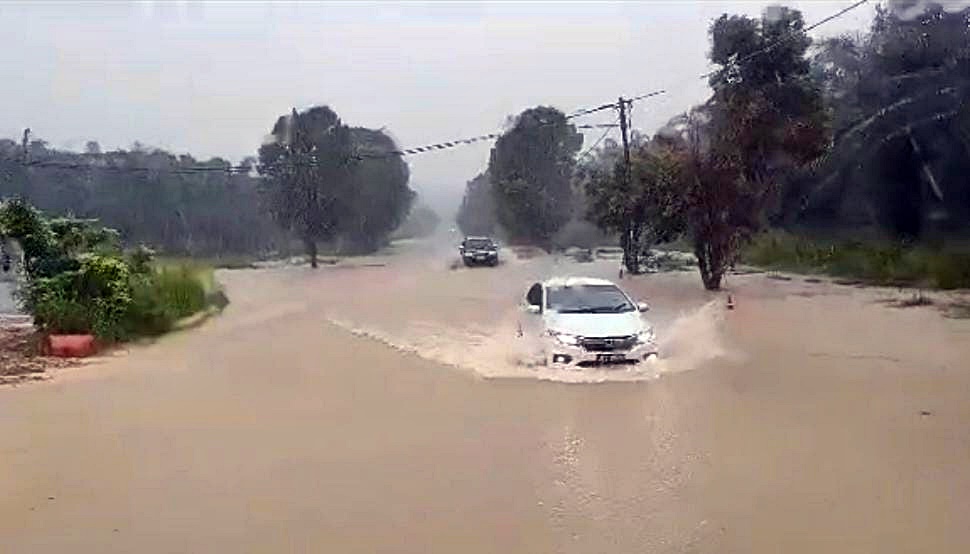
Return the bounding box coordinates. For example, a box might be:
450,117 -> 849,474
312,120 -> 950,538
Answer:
459,236 -> 499,267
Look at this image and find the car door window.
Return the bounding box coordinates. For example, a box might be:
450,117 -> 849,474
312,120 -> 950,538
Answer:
526,283 -> 542,309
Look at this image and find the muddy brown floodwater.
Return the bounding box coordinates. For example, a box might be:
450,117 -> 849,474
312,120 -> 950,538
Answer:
2,238 -> 970,553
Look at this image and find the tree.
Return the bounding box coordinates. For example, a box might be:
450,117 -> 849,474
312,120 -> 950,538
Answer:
585,141 -> 687,272
708,7 -> 829,191
677,110 -> 761,290
258,106 -> 356,268
456,171 -> 498,237
339,128 -> 414,254
393,202 -> 441,240
0,138 -> 285,257
488,106 -> 582,247
673,6 -> 829,290
794,3 -> 970,237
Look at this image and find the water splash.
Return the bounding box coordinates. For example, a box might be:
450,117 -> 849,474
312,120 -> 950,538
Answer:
323,300 -> 731,384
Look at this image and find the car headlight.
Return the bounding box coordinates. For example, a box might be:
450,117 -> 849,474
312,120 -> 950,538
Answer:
548,330 -> 581,346
636,327 -> 656,344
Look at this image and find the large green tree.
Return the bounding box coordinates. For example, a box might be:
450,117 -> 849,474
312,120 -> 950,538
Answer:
584,140 -> 687,273
339,128 -> 414,254
681,6 -> 829,289
795,3 -> 970,238
488,106 -> 582,247
0,139 -> 284,257
258,106 -> 357,267
456,171 -> 498,237
708,6 -> 829,190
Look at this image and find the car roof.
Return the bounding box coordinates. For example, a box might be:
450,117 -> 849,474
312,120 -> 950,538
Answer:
542,277 -> 617,288
464,236 -> 494,241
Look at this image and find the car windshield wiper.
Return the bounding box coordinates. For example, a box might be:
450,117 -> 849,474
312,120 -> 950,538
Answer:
577,304 -> 633,314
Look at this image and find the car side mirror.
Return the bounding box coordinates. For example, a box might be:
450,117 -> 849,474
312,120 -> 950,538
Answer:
526,304 -> 541,314
637,302 -> 650,312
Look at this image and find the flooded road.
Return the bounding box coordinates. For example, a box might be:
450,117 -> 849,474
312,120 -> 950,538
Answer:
3,238 -> 970,552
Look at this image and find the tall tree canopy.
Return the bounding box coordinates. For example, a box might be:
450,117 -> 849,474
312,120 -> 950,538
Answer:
258,106 -> 357,267
339,128 -> 413,254
488,106 -> 582,247
793,3 -> 970,238
0,140 -> 283,257
708,6 -> 829,192
583,138 -> 686,272
258,107 -> 415,264
456,171 -> 498,237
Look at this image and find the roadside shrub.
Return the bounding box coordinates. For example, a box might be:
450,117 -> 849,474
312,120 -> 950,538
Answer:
744,231 -> 970,289
128,245 -> 155,274
25,254 -> 132,339
28,274 -> 91,334
5,199 -> 221,341
120,265 -> 210,337
154,266 -> 208,319
929,253 -> 970,290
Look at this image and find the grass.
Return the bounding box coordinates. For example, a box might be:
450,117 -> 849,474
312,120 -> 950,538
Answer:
743,231 -> 970,290
157,255 -> 258,270
122,263 -> 220,338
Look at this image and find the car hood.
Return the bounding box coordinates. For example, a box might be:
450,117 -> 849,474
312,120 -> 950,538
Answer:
544,310 -> 648,338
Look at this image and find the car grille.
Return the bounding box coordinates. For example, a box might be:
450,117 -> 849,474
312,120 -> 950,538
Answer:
579,335 -> 636,352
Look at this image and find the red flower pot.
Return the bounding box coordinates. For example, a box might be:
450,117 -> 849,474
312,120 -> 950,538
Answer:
48,335 -> 98,358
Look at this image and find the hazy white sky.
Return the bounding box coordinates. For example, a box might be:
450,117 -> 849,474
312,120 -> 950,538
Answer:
0,1 -> 877,199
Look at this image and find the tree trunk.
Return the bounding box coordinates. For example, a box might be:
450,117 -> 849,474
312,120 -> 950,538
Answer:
694,239 -> 724,291
305,238 -> 318,269
621,225 -> 639,274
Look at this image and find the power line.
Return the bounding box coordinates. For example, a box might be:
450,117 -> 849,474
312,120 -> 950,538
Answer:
576,118 -> 619,162
699,0 -> 870,80
623,0 -> 871,109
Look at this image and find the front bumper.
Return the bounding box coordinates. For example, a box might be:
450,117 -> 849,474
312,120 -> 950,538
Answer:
462,252 -> 498,264
546,339 -> 659,368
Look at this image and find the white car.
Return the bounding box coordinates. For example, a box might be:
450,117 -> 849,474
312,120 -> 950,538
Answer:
518,277 -> 658,368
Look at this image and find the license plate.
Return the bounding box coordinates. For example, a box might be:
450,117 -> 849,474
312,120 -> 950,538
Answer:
596,354 -> 625,363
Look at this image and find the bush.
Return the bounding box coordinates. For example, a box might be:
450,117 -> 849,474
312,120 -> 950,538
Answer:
929,253 -> 970,290
153,266 -> 208,319
5,199 -> 221,341
25,256 -> 214,340
744,231 -> 970,289
29,276 -> 91,335
25,256 -> 132,338
552,219 -> 615,250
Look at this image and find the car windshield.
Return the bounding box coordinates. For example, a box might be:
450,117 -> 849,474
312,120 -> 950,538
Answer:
465,239 -> 494,249
546,285 -> 635,314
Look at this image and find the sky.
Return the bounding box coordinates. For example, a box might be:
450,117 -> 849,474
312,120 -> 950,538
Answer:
0,1 -> 879,208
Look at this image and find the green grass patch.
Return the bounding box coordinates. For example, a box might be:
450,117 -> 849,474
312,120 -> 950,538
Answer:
156,255 -> 257,270
743,232 -> 970,290
122,265 -> 212,337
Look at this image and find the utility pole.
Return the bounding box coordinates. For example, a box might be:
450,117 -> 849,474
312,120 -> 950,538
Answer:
617,97 -> 631,181
617,97 -> 634,275
21,128 -> 30,164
